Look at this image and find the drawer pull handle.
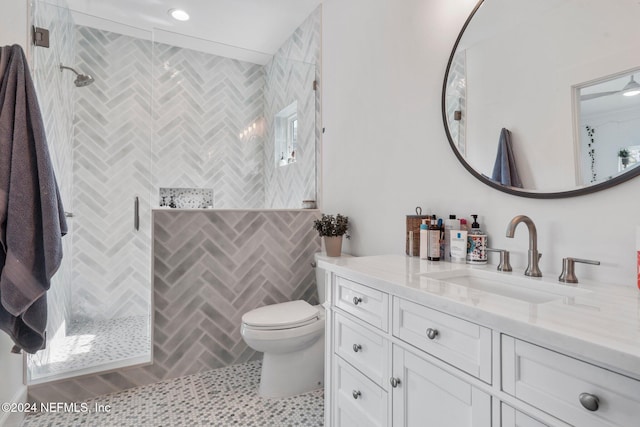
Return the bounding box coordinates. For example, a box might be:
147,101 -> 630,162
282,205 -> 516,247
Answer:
426,328 -> 439,340
579,393 -> 600,411
353,296 -> 363,305
390,377 -> 401,388
352,390 -> 362,399
353,344 -> 362,353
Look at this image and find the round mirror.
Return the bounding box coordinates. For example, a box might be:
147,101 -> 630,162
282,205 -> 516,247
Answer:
442,0 -> 640,198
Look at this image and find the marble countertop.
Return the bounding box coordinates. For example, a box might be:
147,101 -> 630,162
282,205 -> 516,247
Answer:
318,254 -> 640,381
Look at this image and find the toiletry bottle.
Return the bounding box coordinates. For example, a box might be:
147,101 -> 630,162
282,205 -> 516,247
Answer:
420,220 -> 429,259
444,214 -> 461,262
460,218 -> 469,232
428,215 -> 441,261
467,214 -> 487,264
450,229 -> 468,263
637,226 -> 640,289
437,218 -> 445,259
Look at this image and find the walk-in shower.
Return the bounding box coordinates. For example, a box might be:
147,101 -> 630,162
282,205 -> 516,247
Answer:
59,63 -> 94,87
28,0 -> 318,387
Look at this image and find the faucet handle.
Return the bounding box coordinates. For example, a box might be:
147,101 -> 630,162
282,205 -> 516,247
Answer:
558,257 -> 600,284
486,248 -> 512,272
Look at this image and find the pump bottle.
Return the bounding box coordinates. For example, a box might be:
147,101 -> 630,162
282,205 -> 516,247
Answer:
466,214 -> 487,264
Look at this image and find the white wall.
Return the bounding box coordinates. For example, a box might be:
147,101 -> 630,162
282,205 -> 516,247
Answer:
0,0 -> 28,47
322,0 -> 639,287
0,2 -> 29,426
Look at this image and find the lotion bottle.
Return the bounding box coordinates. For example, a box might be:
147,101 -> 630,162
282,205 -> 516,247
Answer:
444,214 -> 460,262
420,220 -> 429,259
450,230 -> 468,263
466,214 -> 487,264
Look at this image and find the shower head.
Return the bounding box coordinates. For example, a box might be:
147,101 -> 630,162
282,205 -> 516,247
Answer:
59,64 -> 94,87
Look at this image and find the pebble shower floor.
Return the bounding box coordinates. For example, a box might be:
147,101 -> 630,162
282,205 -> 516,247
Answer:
21,361 -> 324,427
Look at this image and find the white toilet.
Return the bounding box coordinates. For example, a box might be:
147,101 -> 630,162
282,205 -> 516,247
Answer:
241,253 -> 344,398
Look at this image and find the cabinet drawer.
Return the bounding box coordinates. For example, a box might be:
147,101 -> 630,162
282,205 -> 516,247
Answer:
392,297 -> 492,383
334,312 -> 389,387
333,356 -> 388,427
334,276 -> 389,332
502,335 -> 640,427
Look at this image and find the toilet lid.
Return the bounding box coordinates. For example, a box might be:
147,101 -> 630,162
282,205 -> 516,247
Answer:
242,300 -> 319,329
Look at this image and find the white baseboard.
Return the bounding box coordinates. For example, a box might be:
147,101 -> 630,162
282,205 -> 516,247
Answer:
0,386 -> 27,427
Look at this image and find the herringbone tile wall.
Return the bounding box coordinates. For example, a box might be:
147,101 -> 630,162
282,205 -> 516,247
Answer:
69,13 -> 320,319
152,43 -> 266,209
28,209 -> 321,403
71,26 -> 153,321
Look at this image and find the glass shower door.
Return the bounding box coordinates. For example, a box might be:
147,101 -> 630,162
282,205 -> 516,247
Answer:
27,2 -> 152,383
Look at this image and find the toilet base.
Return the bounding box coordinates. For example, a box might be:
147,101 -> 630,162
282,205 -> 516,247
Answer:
258,333 -> 324,398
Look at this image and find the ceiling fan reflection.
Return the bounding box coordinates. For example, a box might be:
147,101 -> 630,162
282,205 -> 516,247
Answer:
581,75 -> 640,101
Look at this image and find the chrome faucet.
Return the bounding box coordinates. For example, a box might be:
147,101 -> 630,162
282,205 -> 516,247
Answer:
505,215 -> 542,277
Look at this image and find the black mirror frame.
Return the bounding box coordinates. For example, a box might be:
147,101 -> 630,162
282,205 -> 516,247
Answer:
441,0 -> 640,199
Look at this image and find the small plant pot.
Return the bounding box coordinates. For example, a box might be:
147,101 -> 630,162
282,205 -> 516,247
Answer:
621,157 -> 630,167
323,236 -> 343,257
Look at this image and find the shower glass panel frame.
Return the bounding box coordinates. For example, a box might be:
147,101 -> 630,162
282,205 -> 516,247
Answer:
27,2 -> 153,384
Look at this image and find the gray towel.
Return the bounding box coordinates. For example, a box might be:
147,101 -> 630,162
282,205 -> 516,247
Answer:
0,45 -> 67,354
490,128 -> 523,188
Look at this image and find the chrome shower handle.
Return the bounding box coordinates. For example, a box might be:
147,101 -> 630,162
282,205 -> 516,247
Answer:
134,196 -> 139,231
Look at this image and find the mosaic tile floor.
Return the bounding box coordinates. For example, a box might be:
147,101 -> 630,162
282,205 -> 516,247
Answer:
22,361 -> 324,427
28,315 -> 151,380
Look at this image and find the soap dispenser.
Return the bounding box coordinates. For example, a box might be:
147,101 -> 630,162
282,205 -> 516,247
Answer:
466,214 -> 487,264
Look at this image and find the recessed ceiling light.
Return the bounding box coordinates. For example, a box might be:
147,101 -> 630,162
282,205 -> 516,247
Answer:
168,8 -> 190,21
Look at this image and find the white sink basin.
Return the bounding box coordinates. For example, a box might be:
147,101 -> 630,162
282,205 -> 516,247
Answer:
420,269 -> 590,303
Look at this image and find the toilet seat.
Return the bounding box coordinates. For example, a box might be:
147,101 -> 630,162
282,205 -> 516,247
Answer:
242,300 -> 320,330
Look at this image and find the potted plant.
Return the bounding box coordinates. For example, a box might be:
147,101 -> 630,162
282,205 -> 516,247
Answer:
313,214 -> 349,257
619,149 -> 630,167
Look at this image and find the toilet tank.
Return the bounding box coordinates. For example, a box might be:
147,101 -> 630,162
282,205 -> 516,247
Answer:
314,252 -> 352,304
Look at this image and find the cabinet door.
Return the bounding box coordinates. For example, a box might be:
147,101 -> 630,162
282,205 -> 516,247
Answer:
392,345 -> 491,427
501,403 -> 551,427
333,356 -> 388,427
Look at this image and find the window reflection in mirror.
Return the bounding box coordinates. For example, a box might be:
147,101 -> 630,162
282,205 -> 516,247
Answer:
276,101 -> 298,166
577,70 -> 640,185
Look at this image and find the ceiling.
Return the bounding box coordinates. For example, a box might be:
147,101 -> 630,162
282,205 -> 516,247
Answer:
65,0 -> 322,64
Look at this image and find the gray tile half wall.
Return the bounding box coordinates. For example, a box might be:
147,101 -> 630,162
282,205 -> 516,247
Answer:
28,209 -> 321,403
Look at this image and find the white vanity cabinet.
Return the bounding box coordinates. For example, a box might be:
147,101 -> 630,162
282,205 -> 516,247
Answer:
328,274 -> 492,427
324,265 -> 640,427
